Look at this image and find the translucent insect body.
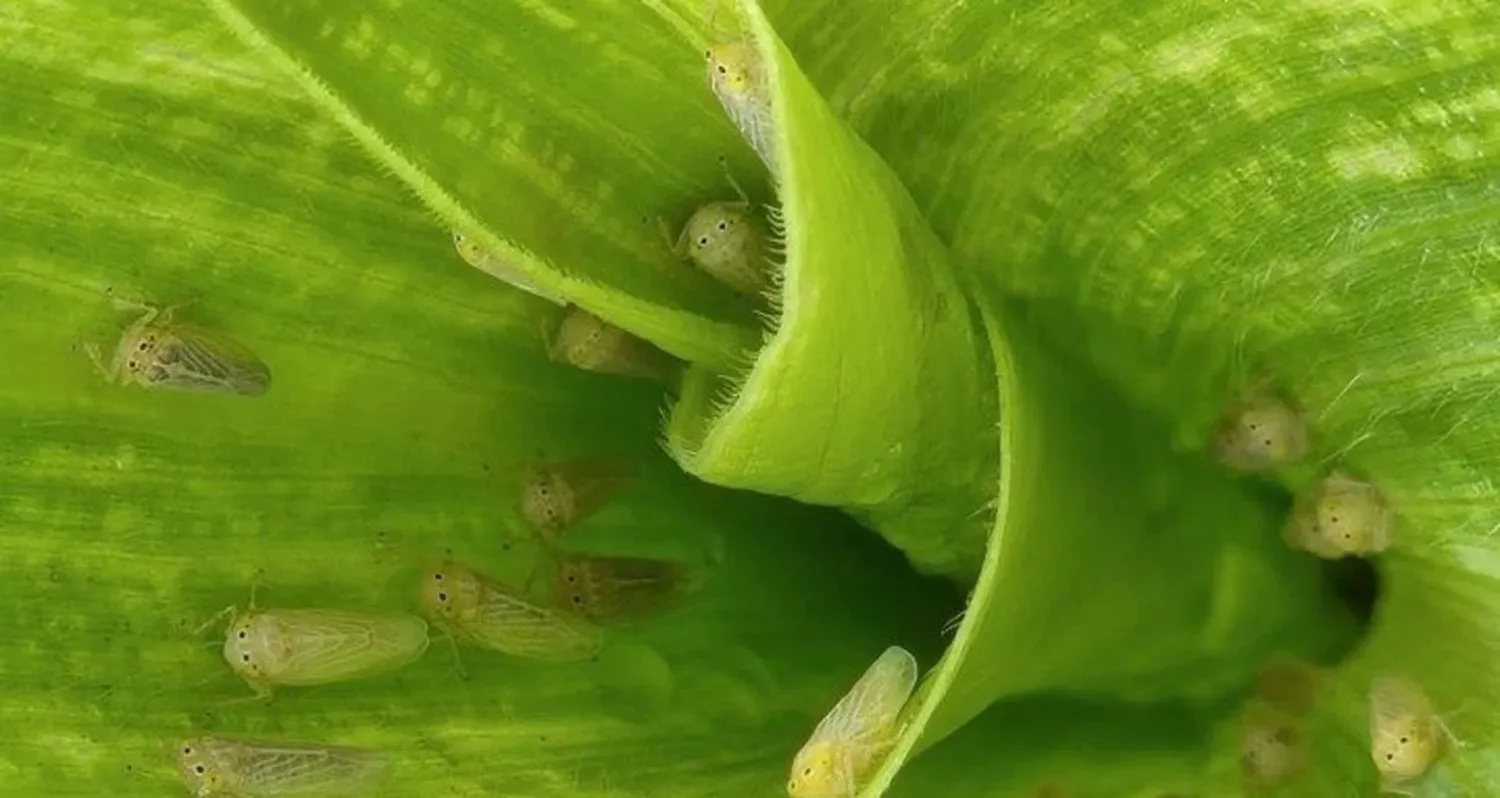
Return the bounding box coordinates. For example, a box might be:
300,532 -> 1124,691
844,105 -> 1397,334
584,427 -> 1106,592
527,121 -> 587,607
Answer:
177,735 -> 390,796
787,646 -> 919,797
1283,472 -> 1394,559
519,455 -> 639,541
705,42 -> 778,176
553,552 -> 695,624
1368,676 -> 1456,794
1211,388 -> 1308,471
419,559 -> 604,661
87,303 -> 271,396
1239,705 -> 1307,788
450,230 -> 566,305
205,598 -> 430,699
547,307 -> 679,383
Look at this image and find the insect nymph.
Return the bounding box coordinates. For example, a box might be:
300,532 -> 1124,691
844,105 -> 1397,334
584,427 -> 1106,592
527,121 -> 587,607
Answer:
787,646 -> 919,797
86,301 -> 270,396
419,559 -> 604,661
202,592 -> 430,700
177,735 -> 390,796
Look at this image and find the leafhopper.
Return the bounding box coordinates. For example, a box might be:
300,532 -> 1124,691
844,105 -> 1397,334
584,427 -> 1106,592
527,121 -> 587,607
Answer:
419,559 -> 603,661
787,646 -> 918,797
86,300 -> 270,396
176,735 -> 390,796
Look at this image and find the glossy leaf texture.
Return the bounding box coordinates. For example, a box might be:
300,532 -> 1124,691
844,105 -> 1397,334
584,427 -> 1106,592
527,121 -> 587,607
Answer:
4,0 -> 1500,795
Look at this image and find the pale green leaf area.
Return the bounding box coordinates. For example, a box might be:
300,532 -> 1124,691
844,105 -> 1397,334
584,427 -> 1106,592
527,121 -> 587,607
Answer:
4,0 -> 1499,796
0,2 -> 958,796
759,0 -> 1500,794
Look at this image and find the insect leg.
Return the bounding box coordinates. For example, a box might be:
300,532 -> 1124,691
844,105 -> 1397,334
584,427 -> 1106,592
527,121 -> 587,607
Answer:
720,158 -> 752,208
657,217 -> 685,256
82,341 -> 116,382
193,604 -> 239,637
436,625 -> 470,681
216,688 -> 272,708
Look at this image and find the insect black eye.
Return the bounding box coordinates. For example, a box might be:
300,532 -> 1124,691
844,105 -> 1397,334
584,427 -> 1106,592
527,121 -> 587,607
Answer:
237,631 -> 247,639
194,765 -> 205,774
718,65 -> 728,74
433,573 -> 443,580
438,592 -> 448,602
242,654 -> 250,662
572,595 -> 583,605
566,575 -> 578,584
717,221 -> 729,230
698,236 -> 710,246
182,747 -> 193,755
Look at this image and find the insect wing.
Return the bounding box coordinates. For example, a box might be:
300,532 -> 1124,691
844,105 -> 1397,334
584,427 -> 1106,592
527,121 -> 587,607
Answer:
1254,658 -> 1320,716
232,739 -> 390,795
1370,676 -> 1435,728
707,44 -> 778,175
805,647 -> 918,752
151,325 -> 271,396
557,554 -> 691,623
462,580 -> 603,661
266,610 -> 429,686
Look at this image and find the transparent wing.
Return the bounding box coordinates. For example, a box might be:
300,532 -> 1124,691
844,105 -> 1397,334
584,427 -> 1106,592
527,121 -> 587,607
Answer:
559,554 -> 689,623
272,610 -> 429,684
719,94 -> 777,176
152,325 -> 271,395
806,646 -> 918,747
227,739 -> 391,794
1370,675 -> 1435,726
461,584 -> 603,661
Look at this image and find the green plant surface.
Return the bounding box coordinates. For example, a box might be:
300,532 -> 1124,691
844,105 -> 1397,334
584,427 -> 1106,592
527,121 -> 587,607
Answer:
0,3 -> 957,795
5,0 -> 1500,796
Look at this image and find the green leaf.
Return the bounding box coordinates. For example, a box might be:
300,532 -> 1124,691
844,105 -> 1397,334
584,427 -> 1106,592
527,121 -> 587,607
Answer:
663,0 -> 999,582
758,0 -> 1500,792
201,0 -> 766,369
9,0 -> 1500,795
0,2 -> 957,795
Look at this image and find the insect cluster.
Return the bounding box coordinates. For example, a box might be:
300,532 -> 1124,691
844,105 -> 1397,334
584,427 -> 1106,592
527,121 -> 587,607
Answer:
81,305 -> 707,794
1209,377 -> 1462,791
1210,379 -> 1396,560
441,6 -> 787,380
79,14 -> 901,797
